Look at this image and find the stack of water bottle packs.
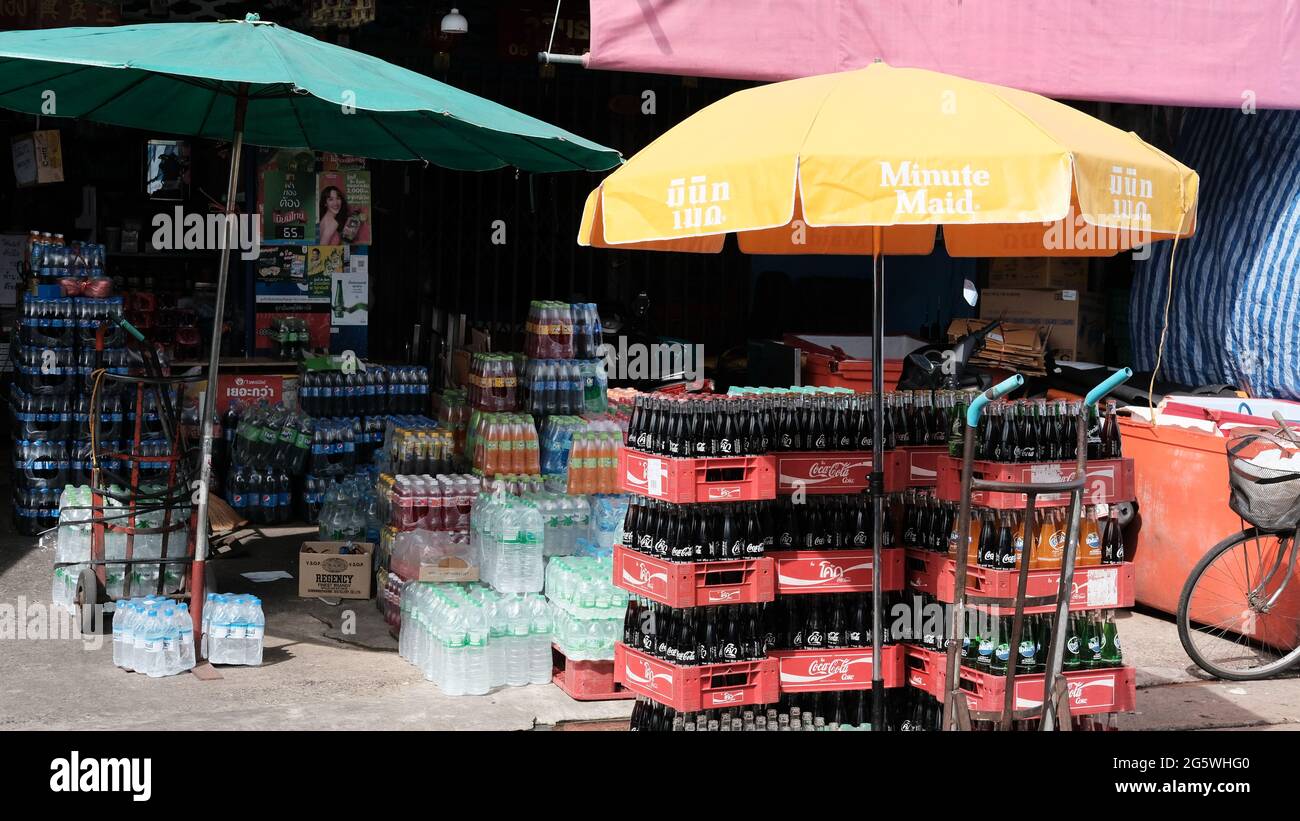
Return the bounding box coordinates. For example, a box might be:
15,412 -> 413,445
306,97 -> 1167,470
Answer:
470,484 -> 546,593
200,593 -> 267,666
398,582 -> 552,695
111,597 -> 197,677
12,293 -> 134,535
51,485 -> 192,606
545,555 -> 627,661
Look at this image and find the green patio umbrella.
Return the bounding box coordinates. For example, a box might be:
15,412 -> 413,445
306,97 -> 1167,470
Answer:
0,14 -> 622,627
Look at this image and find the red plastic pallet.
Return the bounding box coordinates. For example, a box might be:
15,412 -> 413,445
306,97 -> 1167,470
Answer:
620,448 -> 777,503
770,548 -> 905,594
612,545 -> 775,607
901,445 -> 949,487
904,644 -> 1136,716
771,644 -> 905,692
904,548 -> 1135,614
775,449 -> 908,495
552,646 -> 634,702
934,456 -> 1136,508
614,642 -> 779,712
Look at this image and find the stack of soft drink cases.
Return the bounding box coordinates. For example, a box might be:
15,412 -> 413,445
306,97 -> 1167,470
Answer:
50,485 -> 192,603
27,231 -> 109,289
973,397 -> 1124,462
381,474 -> 477,532
524,301 -> 602,359
470,482 -> 546,593
523,358 -> 608,416
110,597 -> 197,677
200,593 -> 267,666
298,362 -> 431,417
225,401 -> 311,525
436,389 -> 470,462
379,417 -> 456,475
539,416 -> 622,494
545,555 -> 627,660
469,412 -> 541,478
398,582 -> 552,696
12,293 -> 132,534
467,353 -> 522,412
898,488 -> 1127,568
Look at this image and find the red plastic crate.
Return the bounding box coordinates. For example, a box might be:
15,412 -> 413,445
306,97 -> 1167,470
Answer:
552,646 -> 634,702
903,548 -> 1135,614
771,548 -> 905,594
902,445 -> 949,487
613,545 -> 775,607
904,645 -> 1136,716
614,642 -> 779,712
775,449 -> 908,495
934,456 -> 1136,508
771,644 -> 905,692
620,448 -> 777,503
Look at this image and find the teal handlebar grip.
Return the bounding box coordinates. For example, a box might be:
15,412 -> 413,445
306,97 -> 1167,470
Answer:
966,374 -> 1024,427
116,317 -> 147,343
1084,367 -> 1133,407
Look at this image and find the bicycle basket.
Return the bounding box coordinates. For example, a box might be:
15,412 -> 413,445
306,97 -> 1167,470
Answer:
1226,426 -> 1300,531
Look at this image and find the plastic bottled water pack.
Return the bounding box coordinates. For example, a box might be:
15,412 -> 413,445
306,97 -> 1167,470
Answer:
545,555 -> 627,661
200,593 -> 267,666
111,597 -> 196,677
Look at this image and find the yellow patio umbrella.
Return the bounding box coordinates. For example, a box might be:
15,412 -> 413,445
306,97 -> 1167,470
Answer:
578,62 -> 1198,730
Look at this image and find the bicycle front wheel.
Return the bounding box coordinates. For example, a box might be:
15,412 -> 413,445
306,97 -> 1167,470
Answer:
1177,528 -> 1300,680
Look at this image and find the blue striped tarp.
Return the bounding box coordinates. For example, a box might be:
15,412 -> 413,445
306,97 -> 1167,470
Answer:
1132,108 -> 1300,399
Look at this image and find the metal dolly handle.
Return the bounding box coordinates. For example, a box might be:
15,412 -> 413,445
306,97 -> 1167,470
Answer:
943,368 -> 1132,732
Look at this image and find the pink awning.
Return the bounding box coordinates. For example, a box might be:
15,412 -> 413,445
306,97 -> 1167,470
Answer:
587,0 -> 1300,109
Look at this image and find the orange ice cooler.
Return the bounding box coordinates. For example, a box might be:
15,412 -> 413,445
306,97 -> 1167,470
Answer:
1122,417 -> 1300,648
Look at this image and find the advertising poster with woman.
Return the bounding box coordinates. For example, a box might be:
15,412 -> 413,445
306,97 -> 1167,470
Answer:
317,169 -> 372,246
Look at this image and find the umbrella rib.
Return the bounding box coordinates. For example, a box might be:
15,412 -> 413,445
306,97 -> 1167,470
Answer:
0,62 -> 96,98
79,71 -> 157,119
195,83 -> 222,137
363,110 -> 422,161
286,92 -> 312,149
416,109 -> 512,170
517,134 -> 587,172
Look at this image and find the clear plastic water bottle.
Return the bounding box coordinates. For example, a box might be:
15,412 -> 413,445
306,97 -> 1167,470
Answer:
463,604 -> 489,695
504,594 -> 531,686
161,607 -> 180,676
176,604 -> 196,672
245,597 -> 265,666
141,610 -> 166,678
442,604 -> 468,696
528,594 -> 553,684
111,600 -> 128,667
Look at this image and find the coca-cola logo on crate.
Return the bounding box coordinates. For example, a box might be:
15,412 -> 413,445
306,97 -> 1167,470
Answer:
806,460 -> 870,481
624,660 -> 673,690
621,561 -> 668,591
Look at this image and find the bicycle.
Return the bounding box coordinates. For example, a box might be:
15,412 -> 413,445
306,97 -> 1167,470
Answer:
1177,413 -> 1300,680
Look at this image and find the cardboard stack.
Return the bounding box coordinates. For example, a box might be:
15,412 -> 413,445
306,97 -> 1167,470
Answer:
948,319 -> 1049,377
980,258 -> 1104,363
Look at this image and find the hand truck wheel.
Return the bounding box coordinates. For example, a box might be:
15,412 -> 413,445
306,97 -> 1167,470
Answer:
74,567 -> 103,635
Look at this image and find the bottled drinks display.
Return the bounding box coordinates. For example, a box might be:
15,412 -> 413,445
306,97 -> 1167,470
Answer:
623,599 -> 768,665
436,389 -> 470,460
899,489 -> 1126,568
771,494 -> 888,551
763,593 -> 890,650
315,475 -> 381,542
625,395 -> 774,456
200,593 -> 267,666
299,363 -> 430,417
378,417 -> 455,475
949,609 -> 1124,674
398,582 -> 552,695
630,691 -> 876,731
380,473 -> 477,532
470,484 -> 546,593
111,598 -> 196,677
230,401 -> 312,474
524,300 -> 603,360
973,398 -> 1124,463
524,359 -> 608,416
271,317 -> 309,360
388,530 -> 475,583
469,412 -> 541,477
621,499 -> 772,562
28,232 -> 109,289
546,556 -> 628,660
565,430 -> 620,495
467,353 -> 521,412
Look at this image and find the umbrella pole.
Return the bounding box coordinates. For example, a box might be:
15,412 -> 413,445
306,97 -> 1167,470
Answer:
191,84 -> 250,646
870,228 -> 886,731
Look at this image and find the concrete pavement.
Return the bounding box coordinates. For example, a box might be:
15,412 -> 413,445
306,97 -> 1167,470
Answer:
2,518 -> 1297,731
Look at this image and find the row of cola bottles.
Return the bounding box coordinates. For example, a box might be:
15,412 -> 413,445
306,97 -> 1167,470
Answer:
623,592 -> 1125,671
622,495 -> 890,563
623,391 -> 1126,463
630,689 -> 1119,732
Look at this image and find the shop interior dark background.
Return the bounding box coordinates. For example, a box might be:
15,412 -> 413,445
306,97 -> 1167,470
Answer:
0,1 -> 1176,375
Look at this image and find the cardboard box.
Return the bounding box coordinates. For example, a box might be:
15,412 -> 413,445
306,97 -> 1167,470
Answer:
988,258 -> 1088,291
298,541 -> 374,599
11,130 -> 64,187
980,288 -> 1104,362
